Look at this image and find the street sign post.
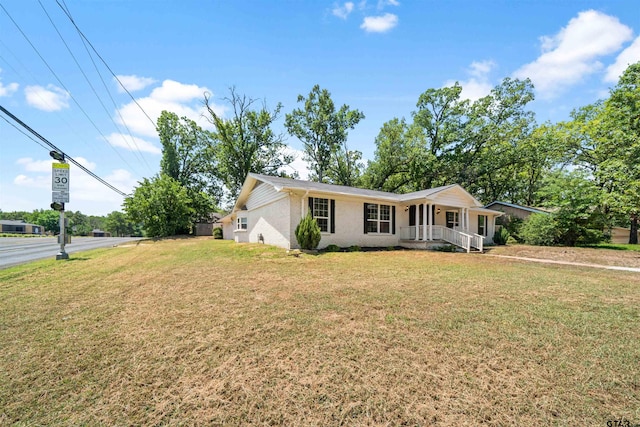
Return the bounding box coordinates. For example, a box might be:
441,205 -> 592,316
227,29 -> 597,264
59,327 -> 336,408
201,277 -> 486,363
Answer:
51,161 -> 70,260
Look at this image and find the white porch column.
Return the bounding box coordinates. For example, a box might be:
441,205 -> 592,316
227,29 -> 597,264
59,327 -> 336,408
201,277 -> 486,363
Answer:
427,203 -> 432,241
465,208 -> 470,233
414,205 -> 419,241
423,202 -> 428,241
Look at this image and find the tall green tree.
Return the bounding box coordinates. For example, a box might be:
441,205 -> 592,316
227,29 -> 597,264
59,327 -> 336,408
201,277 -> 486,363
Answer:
411,83 -> 468,189
361,118 -> 427,193
456,78 -> 537,203
31,210 -> 61,234
105,211 -> 138,237
124,174 -> 193,238
157,111 -> 219,224
565,62 -> 640,243
205,87 -> 293,201
603,62 -> 640,243
157,111 -> 218,197
285,85 -> 365,183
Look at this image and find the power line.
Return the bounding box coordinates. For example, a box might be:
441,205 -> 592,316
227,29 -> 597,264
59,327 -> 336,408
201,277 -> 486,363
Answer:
0,2 -> 141,176
0,105 -> 129,197
37,0 -> 152,173
0,115 -> 50,151
56,0 -> 157,131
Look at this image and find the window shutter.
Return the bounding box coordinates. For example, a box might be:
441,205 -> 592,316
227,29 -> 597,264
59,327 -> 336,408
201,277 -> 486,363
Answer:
308,197 -> 314,217
363,203 -> 368,234
330,199 -> 335,233
392,206 -> 396,235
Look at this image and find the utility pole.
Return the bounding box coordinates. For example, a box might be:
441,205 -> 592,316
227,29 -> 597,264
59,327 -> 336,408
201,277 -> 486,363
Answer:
50,151 -> 69,260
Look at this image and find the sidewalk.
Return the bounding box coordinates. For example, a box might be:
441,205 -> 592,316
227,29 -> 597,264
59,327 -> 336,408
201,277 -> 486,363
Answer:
487,254 -> 640,273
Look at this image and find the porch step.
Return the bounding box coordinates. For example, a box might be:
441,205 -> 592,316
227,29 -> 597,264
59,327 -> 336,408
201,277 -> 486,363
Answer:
399,239 -> 483,252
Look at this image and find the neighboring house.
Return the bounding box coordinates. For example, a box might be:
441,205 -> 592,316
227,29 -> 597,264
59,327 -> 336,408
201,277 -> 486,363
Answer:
0,220 -> 43,235
195,213 -> 223,236
611,227 -> 640,244
483,201 -> 549,221
91,229 -> 111,237
220,173 -> 503,252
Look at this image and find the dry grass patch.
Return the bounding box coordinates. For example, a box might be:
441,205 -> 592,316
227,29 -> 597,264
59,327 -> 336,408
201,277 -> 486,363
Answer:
489,244 -> 640,268
1,238 -> 639,425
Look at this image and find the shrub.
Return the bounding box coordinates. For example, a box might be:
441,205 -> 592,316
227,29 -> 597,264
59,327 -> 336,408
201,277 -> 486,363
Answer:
213,227 -> 223,239
347,245 -> 361,252
493,227 -> 510,245
324,244 -> 340,252
520,213 -> 556,246
433,244 -> 457,252
295,214 -> 321,250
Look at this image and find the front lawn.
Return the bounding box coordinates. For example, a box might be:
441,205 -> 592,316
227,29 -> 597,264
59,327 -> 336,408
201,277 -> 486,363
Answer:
1,238 -> 638,425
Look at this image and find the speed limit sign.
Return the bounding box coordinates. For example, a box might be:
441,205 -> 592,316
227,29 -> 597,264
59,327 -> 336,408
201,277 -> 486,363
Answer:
52,163 -> 70,202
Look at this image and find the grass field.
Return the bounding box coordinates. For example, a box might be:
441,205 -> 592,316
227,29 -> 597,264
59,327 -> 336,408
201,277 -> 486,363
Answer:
1,238 -> 638,425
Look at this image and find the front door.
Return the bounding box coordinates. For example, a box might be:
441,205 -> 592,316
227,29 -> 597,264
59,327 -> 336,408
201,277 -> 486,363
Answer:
446,211 -> 459,229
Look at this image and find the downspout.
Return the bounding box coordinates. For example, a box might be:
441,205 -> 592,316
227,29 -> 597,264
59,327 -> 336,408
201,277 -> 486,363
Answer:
301,190 -> 309,218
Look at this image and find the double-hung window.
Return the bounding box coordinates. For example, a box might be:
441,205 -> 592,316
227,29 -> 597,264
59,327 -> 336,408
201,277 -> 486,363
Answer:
313,198 -> 330,232
308,197 -> 335,233
478,215 -> 487,236
236,217 -> 247,230
446,211 -> 459,229
365,203 -> 393,234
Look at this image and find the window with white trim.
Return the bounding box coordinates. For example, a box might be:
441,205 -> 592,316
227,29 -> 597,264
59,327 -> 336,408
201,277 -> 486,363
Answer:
366,203 -> 392,233
446,211 -> 459,229
478,215 -> 487,236
236,217 -> 247,230
313,197 -> 330,232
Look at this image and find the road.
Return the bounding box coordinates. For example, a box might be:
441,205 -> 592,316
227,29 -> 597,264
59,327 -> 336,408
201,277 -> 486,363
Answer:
0,236 -> 144,269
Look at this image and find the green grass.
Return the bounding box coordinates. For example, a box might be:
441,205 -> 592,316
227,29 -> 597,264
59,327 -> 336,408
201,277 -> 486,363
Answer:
0,233 -> 48,238
0,238 -> 638,425
582,243 -> 640,252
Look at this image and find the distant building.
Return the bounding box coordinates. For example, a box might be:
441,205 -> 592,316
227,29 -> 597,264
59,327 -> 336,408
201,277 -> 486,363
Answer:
0,220 -> 43,235
610,227 -> 640,244
195,212 -> 223,236
90,229 -> 112,237
483,201 -> 549,221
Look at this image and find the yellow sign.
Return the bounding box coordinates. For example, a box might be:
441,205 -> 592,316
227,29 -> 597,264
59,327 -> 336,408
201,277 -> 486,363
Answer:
52,163 -> 70,169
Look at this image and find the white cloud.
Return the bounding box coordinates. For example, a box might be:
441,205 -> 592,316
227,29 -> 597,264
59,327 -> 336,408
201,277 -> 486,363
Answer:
513,10 -> 633,98
24,84 -> 70,111
332,2 -> 354,19
73,157 -> 97,172
282,147 -> 310,180
0,68 -> 18,97
115,74 -> 157,93
0,81 -> 18,97
14,174 -> 49,189
106,133 -> 161,154
377,0 -> 399,9
605,36 -> 640,83
444,60 -> 496,101
70,167 -> 137,203
360,13 -> 398,33
115,79 -> 220,138
16,157 -> 54,173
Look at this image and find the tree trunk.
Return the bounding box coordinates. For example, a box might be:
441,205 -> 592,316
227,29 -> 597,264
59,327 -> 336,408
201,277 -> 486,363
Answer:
630,213 -> 638,245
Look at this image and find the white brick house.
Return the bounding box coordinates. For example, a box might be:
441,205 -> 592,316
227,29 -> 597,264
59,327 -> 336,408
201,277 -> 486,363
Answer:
220,173 -> 503,252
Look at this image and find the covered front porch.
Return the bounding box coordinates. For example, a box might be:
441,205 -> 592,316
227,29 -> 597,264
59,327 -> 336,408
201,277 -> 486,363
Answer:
398,202 -> 495,252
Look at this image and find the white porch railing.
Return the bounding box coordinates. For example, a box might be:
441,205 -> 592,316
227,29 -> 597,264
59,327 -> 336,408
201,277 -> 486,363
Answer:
441,227 -> 471,253
400,225 -> 483,252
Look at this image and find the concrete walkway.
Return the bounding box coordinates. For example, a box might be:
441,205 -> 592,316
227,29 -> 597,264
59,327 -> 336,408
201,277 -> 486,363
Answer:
487,254 -> 640,273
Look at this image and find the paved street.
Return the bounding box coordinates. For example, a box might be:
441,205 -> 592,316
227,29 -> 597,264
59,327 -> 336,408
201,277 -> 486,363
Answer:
0,237 -> 143,269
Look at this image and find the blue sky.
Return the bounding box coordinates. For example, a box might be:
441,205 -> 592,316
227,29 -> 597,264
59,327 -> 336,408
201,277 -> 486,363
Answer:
1,0 -> 639,215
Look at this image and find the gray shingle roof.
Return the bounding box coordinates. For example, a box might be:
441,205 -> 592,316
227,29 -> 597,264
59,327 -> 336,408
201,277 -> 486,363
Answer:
249,173 -> 400,201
